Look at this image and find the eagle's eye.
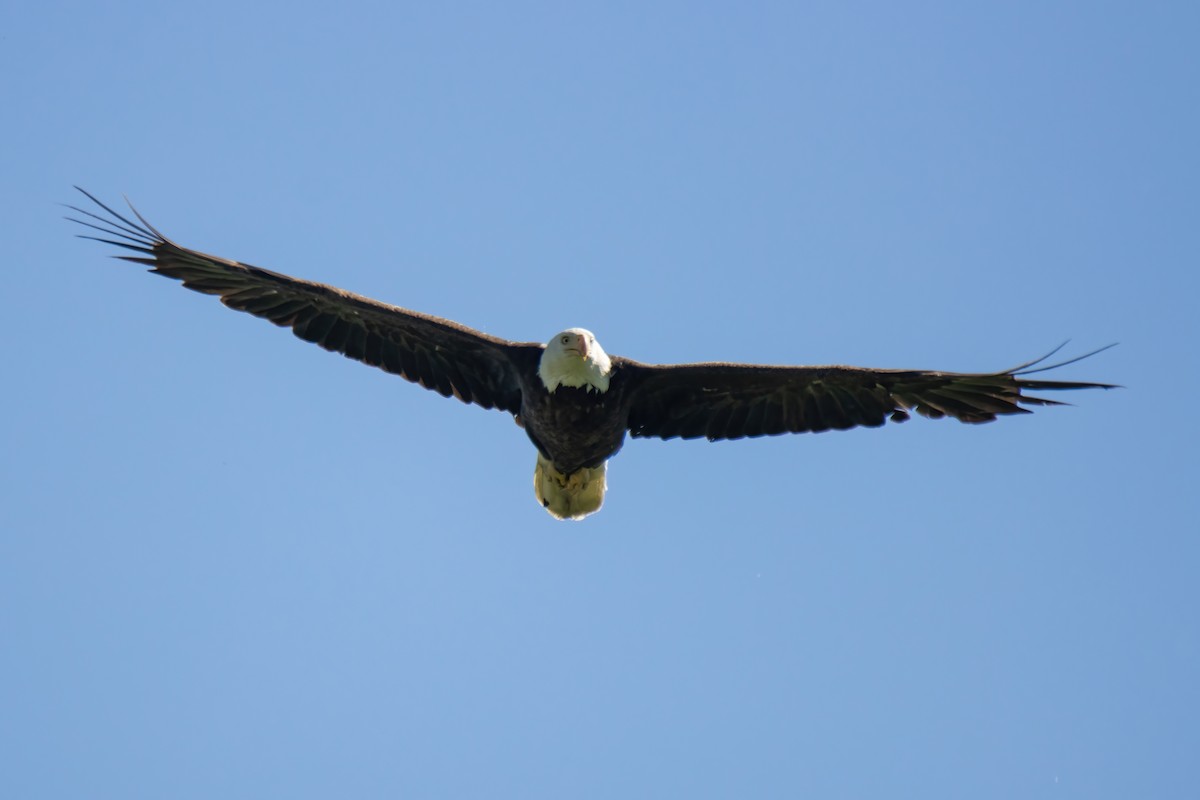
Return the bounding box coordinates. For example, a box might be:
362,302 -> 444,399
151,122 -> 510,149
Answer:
560,335 -> 570,345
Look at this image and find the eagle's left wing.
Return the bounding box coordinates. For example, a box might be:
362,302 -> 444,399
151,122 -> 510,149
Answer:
620,350 -> 1116,442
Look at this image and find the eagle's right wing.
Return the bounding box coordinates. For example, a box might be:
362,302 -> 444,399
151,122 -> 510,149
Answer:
69,188 -> 543,414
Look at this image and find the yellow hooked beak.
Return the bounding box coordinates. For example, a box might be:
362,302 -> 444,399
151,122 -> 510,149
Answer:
565,334 -> 589,360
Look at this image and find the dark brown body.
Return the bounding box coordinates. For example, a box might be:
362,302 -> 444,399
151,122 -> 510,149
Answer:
518,368 -> 636,476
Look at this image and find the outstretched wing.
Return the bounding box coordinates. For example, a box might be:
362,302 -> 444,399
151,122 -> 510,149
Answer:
68,188 -> 542,414
621,348 -> 1116,441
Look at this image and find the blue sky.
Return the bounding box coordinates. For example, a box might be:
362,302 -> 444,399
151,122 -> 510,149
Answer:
4,2 -> 1197,797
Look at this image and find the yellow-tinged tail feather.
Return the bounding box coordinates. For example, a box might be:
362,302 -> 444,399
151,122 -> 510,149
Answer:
534,454 -> 606,520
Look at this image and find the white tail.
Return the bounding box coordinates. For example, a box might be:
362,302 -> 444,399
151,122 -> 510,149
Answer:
533,453 -> 607,520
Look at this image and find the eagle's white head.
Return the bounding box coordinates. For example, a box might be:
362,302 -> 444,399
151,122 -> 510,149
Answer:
538,328 -> 612,393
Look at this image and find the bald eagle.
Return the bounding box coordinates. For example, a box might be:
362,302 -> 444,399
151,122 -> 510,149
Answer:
68,189 -> 1115,520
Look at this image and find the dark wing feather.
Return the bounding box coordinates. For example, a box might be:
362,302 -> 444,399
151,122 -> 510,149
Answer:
67,188 -> 542,414
621,347 -> 1116,442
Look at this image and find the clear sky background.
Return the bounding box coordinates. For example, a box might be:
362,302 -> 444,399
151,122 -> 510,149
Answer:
3,2 -> 1197,798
